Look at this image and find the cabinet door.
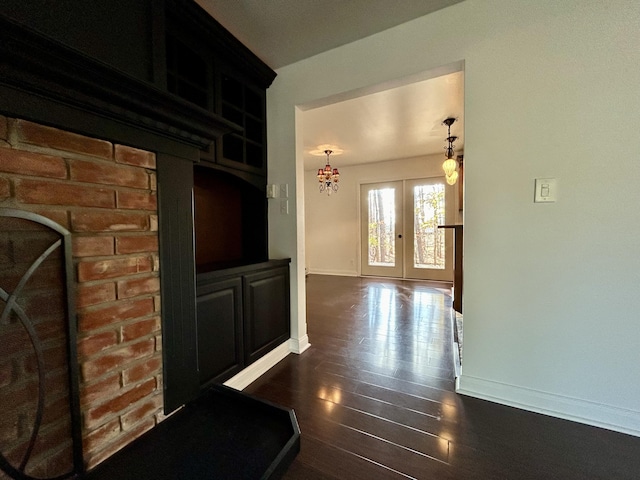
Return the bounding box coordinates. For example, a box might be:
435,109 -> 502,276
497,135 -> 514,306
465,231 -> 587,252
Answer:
196,277 -> 244,387
243,267 -> 290,365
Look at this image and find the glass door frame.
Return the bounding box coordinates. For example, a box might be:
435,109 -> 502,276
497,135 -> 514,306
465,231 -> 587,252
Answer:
359,177 -> 454,282
360,181 -> 403,278
404,177 -> 454,281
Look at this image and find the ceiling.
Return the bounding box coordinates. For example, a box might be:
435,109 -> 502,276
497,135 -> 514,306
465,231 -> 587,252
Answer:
195,0 -> 465,171
195,0 -> 464,70
302,71 -> 464,171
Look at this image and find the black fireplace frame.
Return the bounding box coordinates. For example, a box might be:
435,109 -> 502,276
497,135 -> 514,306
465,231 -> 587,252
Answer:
0,208 -> 84,479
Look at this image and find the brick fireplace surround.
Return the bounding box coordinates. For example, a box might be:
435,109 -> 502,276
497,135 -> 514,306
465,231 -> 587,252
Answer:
0,115 -> 163,470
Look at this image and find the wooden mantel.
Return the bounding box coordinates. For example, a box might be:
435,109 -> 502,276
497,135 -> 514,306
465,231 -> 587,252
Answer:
438,224 -> 463,313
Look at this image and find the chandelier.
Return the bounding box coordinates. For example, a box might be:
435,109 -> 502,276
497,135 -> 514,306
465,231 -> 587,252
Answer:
317,149 -> 340,195
442,117 -> 459,185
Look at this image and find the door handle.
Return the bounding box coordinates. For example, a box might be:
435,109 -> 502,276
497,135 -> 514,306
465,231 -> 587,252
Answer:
397,234 -> 402,238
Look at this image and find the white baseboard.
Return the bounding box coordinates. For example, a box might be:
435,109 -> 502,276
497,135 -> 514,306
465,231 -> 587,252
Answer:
224,341 -> 290,391
453,342 -> 461,379
307,268 -> 358,277
457,374 -> 640,438
289,334 -> 311,354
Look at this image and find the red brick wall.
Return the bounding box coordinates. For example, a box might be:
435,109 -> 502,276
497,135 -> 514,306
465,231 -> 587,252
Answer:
0,116 -> 163,469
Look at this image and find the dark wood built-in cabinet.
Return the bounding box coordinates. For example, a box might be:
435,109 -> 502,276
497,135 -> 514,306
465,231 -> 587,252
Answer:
196,261 -> 291,388
156,0 -> 286,412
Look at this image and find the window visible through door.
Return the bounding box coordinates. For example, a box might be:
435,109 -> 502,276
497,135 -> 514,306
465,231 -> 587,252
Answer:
361,178 -> 453,281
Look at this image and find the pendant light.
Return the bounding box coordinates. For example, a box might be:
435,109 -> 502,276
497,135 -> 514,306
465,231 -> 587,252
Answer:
442,117 -> 459,185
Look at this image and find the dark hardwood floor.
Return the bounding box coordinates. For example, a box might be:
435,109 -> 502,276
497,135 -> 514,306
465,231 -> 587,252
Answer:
245,275 -> 640,479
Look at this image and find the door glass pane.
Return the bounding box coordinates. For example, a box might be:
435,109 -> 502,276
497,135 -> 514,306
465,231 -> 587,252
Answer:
413,183 -> 445,269
367,188 -> 396,267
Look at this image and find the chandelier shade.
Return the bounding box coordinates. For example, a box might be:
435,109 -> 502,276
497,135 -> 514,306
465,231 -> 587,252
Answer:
446,171 -> 459,185
442,157 -> 458,176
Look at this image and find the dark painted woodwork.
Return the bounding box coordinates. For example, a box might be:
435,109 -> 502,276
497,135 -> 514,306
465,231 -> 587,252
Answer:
244,267 -> 291,365
164,0 -> 276,90
196,277 -> 244,387
85,385 -> 300,480
245,275 -> 640,480
156,154 -> 199,413
164,0 -> 274,183
216,67 -> 267,176
158,149 -> 281,411
439,224 -> 463,312
1,0 -> 154,82
196,260 -> 291,386
0,13 -> 238,158
193,166 -> 267,272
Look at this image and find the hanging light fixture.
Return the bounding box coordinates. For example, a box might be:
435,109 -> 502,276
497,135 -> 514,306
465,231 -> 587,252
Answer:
442,117 -> 459,185
317,149 -> 340,195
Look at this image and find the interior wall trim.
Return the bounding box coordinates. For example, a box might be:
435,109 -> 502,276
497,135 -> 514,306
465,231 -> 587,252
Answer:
224,341 -> 291,391
457,374 -> 640,438
307,269 -> 359,277
289,335 -> 311,355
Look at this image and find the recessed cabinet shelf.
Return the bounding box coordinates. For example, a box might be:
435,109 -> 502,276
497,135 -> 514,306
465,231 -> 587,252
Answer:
166,34 -> 210,110
218,72 -> 266,174
164,5 -> 271,179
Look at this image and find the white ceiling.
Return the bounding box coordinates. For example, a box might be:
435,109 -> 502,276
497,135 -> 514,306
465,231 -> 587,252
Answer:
195,0 -> 465,171
302,71 -> 464,171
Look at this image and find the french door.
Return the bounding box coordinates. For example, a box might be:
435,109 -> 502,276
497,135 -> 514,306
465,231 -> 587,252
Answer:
360,178 -> 453,281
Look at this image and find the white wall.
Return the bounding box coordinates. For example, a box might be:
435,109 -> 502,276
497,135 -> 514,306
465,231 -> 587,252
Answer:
267,0 -> 640,435
304,154 -> 456,276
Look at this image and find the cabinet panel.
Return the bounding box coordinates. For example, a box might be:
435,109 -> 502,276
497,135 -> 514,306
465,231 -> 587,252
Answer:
157,154 -> 198,413
2,0 -> 153,82
243,267 -> 290,365
196,278 -> 243,387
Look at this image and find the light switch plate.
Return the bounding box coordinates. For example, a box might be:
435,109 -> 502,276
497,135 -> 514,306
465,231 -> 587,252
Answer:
266,184 -> 279,199
534,178 -> 557,203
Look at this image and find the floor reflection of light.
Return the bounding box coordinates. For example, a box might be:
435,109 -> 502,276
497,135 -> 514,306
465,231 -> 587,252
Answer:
438,428 -> 454,442
438,438 -> 454,462
367,284 -> 399,368
438,437 -> 450,458
408,290 -> 447,368
363,281 -> 453,373
317,386 -> 343,413
442,403 -> 457,420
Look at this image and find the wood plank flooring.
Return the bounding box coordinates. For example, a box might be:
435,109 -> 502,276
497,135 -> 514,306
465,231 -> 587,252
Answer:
245,275 -> 640,479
